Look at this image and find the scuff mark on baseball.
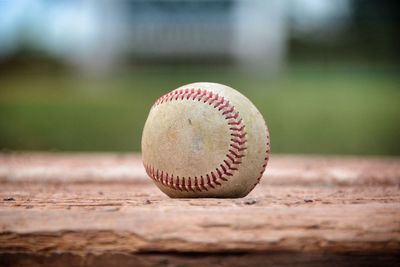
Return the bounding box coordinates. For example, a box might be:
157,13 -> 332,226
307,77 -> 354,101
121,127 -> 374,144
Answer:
141,82 -> 270,198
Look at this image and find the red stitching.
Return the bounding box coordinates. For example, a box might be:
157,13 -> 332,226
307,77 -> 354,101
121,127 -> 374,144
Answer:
214,97 -> 225,108
228,150 -> 245,159
223,160 -> 238,171
228,119 -> 242,126
226,154 -> 242,165
194,177 -> 201,191
218,101 -> 230,111
251,128 -> 270,189
176,176 -> 181,190
206,174 -> 214,189
230,143 -> 247,151
222,106 -> 234,115
208,94 -> 219,106
231,132 -> 247,138
145,88 -> 248,192
230,138 -> 246,146
229,125 -> 245,131
200,176 -> 208,191
225,111 -> 239,120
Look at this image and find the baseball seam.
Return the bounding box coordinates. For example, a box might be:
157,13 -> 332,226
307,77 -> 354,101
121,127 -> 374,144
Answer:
252,132 -> 270,188
143,88 -> 247,192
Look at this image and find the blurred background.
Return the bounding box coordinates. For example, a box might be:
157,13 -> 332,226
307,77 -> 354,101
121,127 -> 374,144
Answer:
0,0 -> 398,155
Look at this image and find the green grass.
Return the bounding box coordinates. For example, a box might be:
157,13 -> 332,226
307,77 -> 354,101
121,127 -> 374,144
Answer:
0,63 -> 399,155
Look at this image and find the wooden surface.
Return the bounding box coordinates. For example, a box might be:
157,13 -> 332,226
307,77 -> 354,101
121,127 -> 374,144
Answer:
0,153 -> 399,267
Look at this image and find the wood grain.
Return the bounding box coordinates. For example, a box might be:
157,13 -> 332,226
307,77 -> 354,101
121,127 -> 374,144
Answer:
0,153 -> 399,266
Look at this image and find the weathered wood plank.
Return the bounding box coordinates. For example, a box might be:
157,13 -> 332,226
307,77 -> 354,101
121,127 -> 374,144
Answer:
0,153 -> 399,266
1,153 -> 399,185
1,252 -> 399,267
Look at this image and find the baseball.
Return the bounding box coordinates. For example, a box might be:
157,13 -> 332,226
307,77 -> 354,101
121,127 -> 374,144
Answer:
141,82 -> 270,198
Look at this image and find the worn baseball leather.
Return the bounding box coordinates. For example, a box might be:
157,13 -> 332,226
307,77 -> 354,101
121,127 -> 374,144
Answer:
142,82 -> 270,198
